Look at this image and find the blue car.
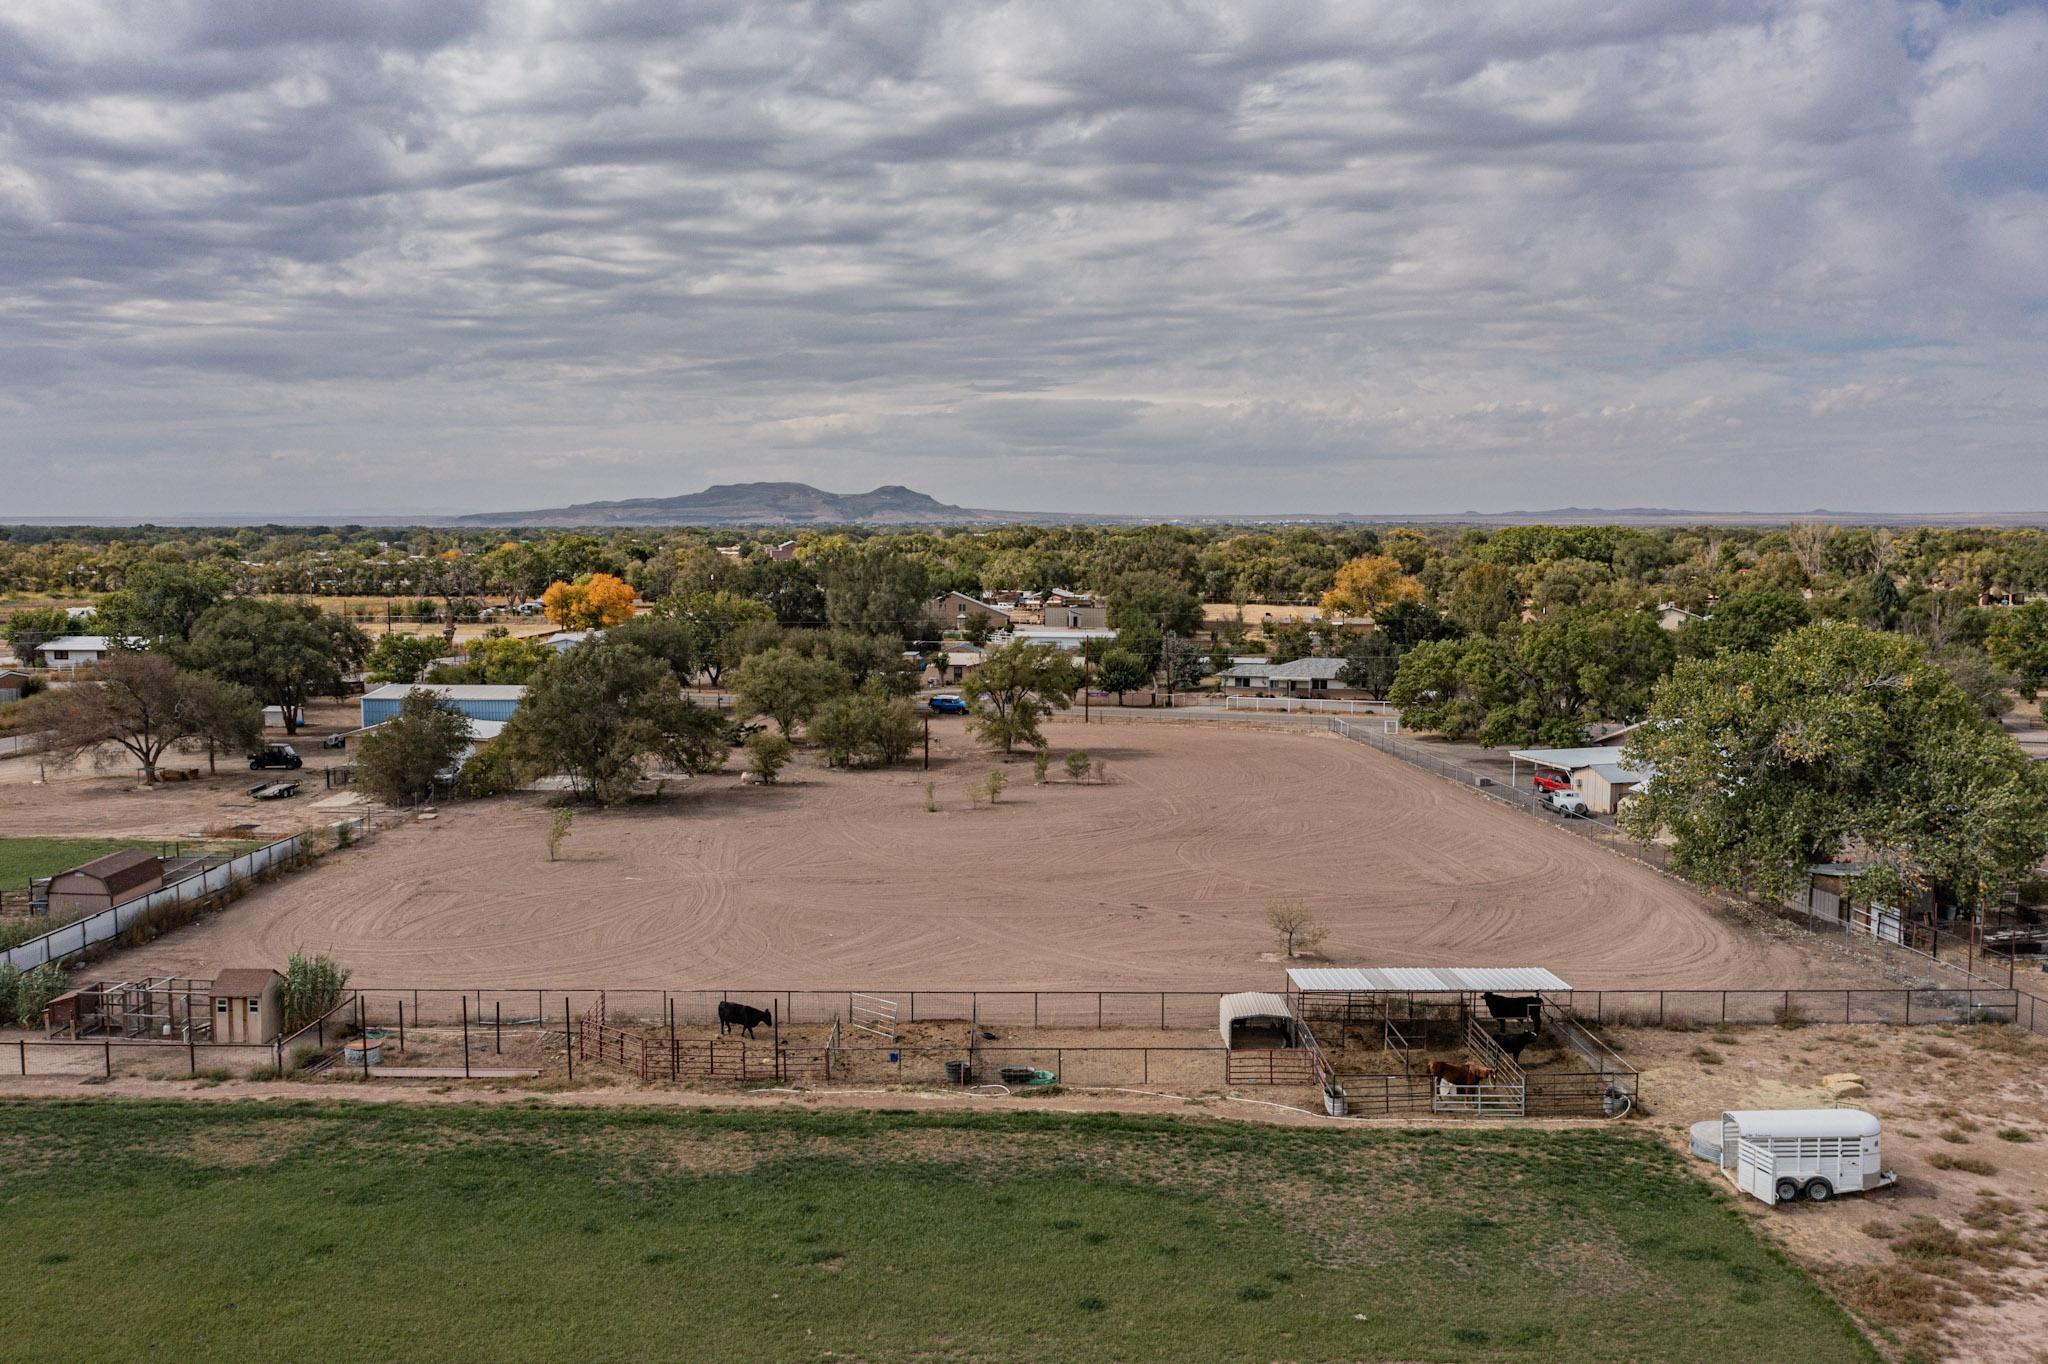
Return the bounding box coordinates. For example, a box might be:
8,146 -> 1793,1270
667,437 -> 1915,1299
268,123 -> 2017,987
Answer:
928,694 -> 968,714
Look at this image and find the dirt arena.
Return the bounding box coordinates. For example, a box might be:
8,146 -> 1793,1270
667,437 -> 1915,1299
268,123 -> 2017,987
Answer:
86,718 -> 1870,991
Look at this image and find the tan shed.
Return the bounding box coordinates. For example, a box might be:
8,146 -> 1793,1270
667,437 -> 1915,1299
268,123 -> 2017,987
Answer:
45,849 -> 163,917
211,968 -> 285,1044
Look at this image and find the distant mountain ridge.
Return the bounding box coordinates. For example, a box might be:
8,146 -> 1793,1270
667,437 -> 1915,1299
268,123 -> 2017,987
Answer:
457,482 -> 994,527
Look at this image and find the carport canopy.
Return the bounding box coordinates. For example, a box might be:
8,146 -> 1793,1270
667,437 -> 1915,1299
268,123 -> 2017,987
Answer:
1285,967 -> 1572,993
1218,991 -> 1295,1047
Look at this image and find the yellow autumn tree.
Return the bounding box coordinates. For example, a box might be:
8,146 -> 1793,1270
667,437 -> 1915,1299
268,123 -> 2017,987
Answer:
541,572 -> 638,629
1319,554 -> 1423,619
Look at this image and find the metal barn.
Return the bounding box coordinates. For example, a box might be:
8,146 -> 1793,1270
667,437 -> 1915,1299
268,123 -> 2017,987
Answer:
360,684 -> 526,727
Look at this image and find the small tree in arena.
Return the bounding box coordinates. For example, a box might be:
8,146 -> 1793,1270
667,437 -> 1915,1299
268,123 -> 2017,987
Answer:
1266,901 -> 1327,958
547,807 -> 574,862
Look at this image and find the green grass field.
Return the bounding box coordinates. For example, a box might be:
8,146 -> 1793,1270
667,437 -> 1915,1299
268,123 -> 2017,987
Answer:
0,836 -> 157,889
0,1100 -> 1873,1363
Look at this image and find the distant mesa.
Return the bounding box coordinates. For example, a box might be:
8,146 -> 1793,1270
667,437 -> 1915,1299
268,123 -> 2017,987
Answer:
457,482 -> 992,527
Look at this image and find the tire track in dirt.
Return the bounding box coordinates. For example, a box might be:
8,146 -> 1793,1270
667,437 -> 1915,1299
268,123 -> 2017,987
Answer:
93,721 -> 1878,991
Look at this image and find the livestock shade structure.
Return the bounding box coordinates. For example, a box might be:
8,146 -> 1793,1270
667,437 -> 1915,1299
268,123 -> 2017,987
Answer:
1721,1110 -> 1893,1205
1218,992 -> 1296,1048
210,968 -> 284,1044
360,684 -> 526,727
45,849 -> 163,917
1285,967 -> 1571,994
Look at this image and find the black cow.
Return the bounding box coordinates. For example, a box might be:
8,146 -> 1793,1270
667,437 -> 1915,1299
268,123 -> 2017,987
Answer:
717,1001 -> 774,1038
1480,992 -> 1542,1030
1494,1025 -> 1540,1062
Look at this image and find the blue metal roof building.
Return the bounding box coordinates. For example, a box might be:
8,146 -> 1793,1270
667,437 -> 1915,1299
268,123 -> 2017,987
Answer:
361,684 -> 526,727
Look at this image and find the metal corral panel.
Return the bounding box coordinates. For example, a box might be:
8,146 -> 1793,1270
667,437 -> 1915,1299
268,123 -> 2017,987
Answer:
1286,966 -> 1572,993
1218,991 -> 1294,1047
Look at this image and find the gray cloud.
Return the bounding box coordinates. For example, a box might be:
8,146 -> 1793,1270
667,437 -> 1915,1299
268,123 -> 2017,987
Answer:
0,0 -> 2044,517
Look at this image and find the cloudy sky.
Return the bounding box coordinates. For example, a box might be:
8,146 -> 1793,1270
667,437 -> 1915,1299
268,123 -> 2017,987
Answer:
2,0 -> 2044,518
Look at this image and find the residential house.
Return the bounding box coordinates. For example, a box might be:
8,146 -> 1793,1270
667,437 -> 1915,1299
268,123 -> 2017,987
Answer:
1655,603 -> 1705,632
34,635 -> 131,669
926,591 -> 1011,634
768,540 -> 799,562
1041,595 -> 1107,629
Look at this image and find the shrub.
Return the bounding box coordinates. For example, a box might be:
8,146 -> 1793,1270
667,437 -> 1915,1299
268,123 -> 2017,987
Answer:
922,781 -> 937,813
1064,751 -> 1091,781
744,729 -> 793,783
1032,750 -> 1050,783
984,770 -> 1008,804
0,919 -> 46,952
1688,1047 -> 1724,1066
1994,1128 -> 2034,1143
457,744 -> 516,799
1772,1000 -> 1808,1029
0,961 -> 20,1026
13,963 -> 70,1028
547,807 -> 574,862
279,952 -> 351,1032
1925,1152 -> 1995,1175
807,687 -> 921,768
1092,759 -> 1107,783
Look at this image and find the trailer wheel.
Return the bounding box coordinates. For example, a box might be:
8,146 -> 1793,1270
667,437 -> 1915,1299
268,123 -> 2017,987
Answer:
1774,1177 -> 1803,1203
1804,1178 -> 1834,1203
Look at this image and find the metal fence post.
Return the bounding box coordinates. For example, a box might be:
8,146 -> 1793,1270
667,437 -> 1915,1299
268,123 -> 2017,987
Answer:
495,1001 -> 502,1055
461,996 -> 471,1079
564,996 -> 573,1080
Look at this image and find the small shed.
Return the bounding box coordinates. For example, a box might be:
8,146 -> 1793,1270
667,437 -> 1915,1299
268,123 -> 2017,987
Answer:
1219,992 -> 1297,1049
46,849 -> 164,917
0,668 -> 33,702
211,968 -> 285,1044
361,683 -> 526,726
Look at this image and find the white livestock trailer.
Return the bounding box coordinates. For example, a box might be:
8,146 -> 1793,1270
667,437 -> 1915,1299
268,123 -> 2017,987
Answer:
1708,1110 -> 1897,1206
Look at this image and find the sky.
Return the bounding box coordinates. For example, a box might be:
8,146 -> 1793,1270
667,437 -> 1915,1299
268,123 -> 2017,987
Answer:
1,0 -> 2045,519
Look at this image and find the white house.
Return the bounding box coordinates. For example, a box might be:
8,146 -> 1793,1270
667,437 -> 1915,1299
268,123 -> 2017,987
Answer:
34,636 -> 135,669
1000,626 -> 1115,653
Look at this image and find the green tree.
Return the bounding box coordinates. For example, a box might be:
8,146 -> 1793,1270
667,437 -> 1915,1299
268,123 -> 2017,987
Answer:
823,548 -> 930,641
1984,600 -> 2048,697
732,647 -> 849,736
605,613 -> 699,685
1096,649 -> 1150,702
668,591 -> 776,685
440,632 -> 555,685
1445,562 -> 1521,635
1105,571 -> 1203,637
96,560 -> 230,644
808,687 -> 923,767
502,641 -> 727,804
1622,621 -> 2048,909
1678,587 -> 1810,658
355,689 -> 472,804
1158,633 -> 1205,701
365,633 -> 448,684
966,641 -> 1081,753
24,653 -> 261,781
187,599 -> 368,734
1388,610 -> 1673,745
4,606 -> 73,666
744,728 -> 793,782
1864,572 -> 1906,631
1339,633 -> 1402,699
1372,600 -> 1462,651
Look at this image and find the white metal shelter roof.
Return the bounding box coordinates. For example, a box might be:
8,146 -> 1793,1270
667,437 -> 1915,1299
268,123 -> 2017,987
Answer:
362,684 -> 528,702
1508,746 -> 1627,770
1218,991 -> 1294,1047
1286,966 -> 1572,993
1724,1110 -> 1881,1139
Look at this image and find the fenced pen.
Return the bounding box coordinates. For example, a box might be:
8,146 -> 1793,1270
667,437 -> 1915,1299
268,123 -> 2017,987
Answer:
5,983 -> 2043,1101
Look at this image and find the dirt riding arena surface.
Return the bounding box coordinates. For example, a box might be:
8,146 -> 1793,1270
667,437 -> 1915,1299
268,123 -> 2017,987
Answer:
90,720 -> 1867,991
